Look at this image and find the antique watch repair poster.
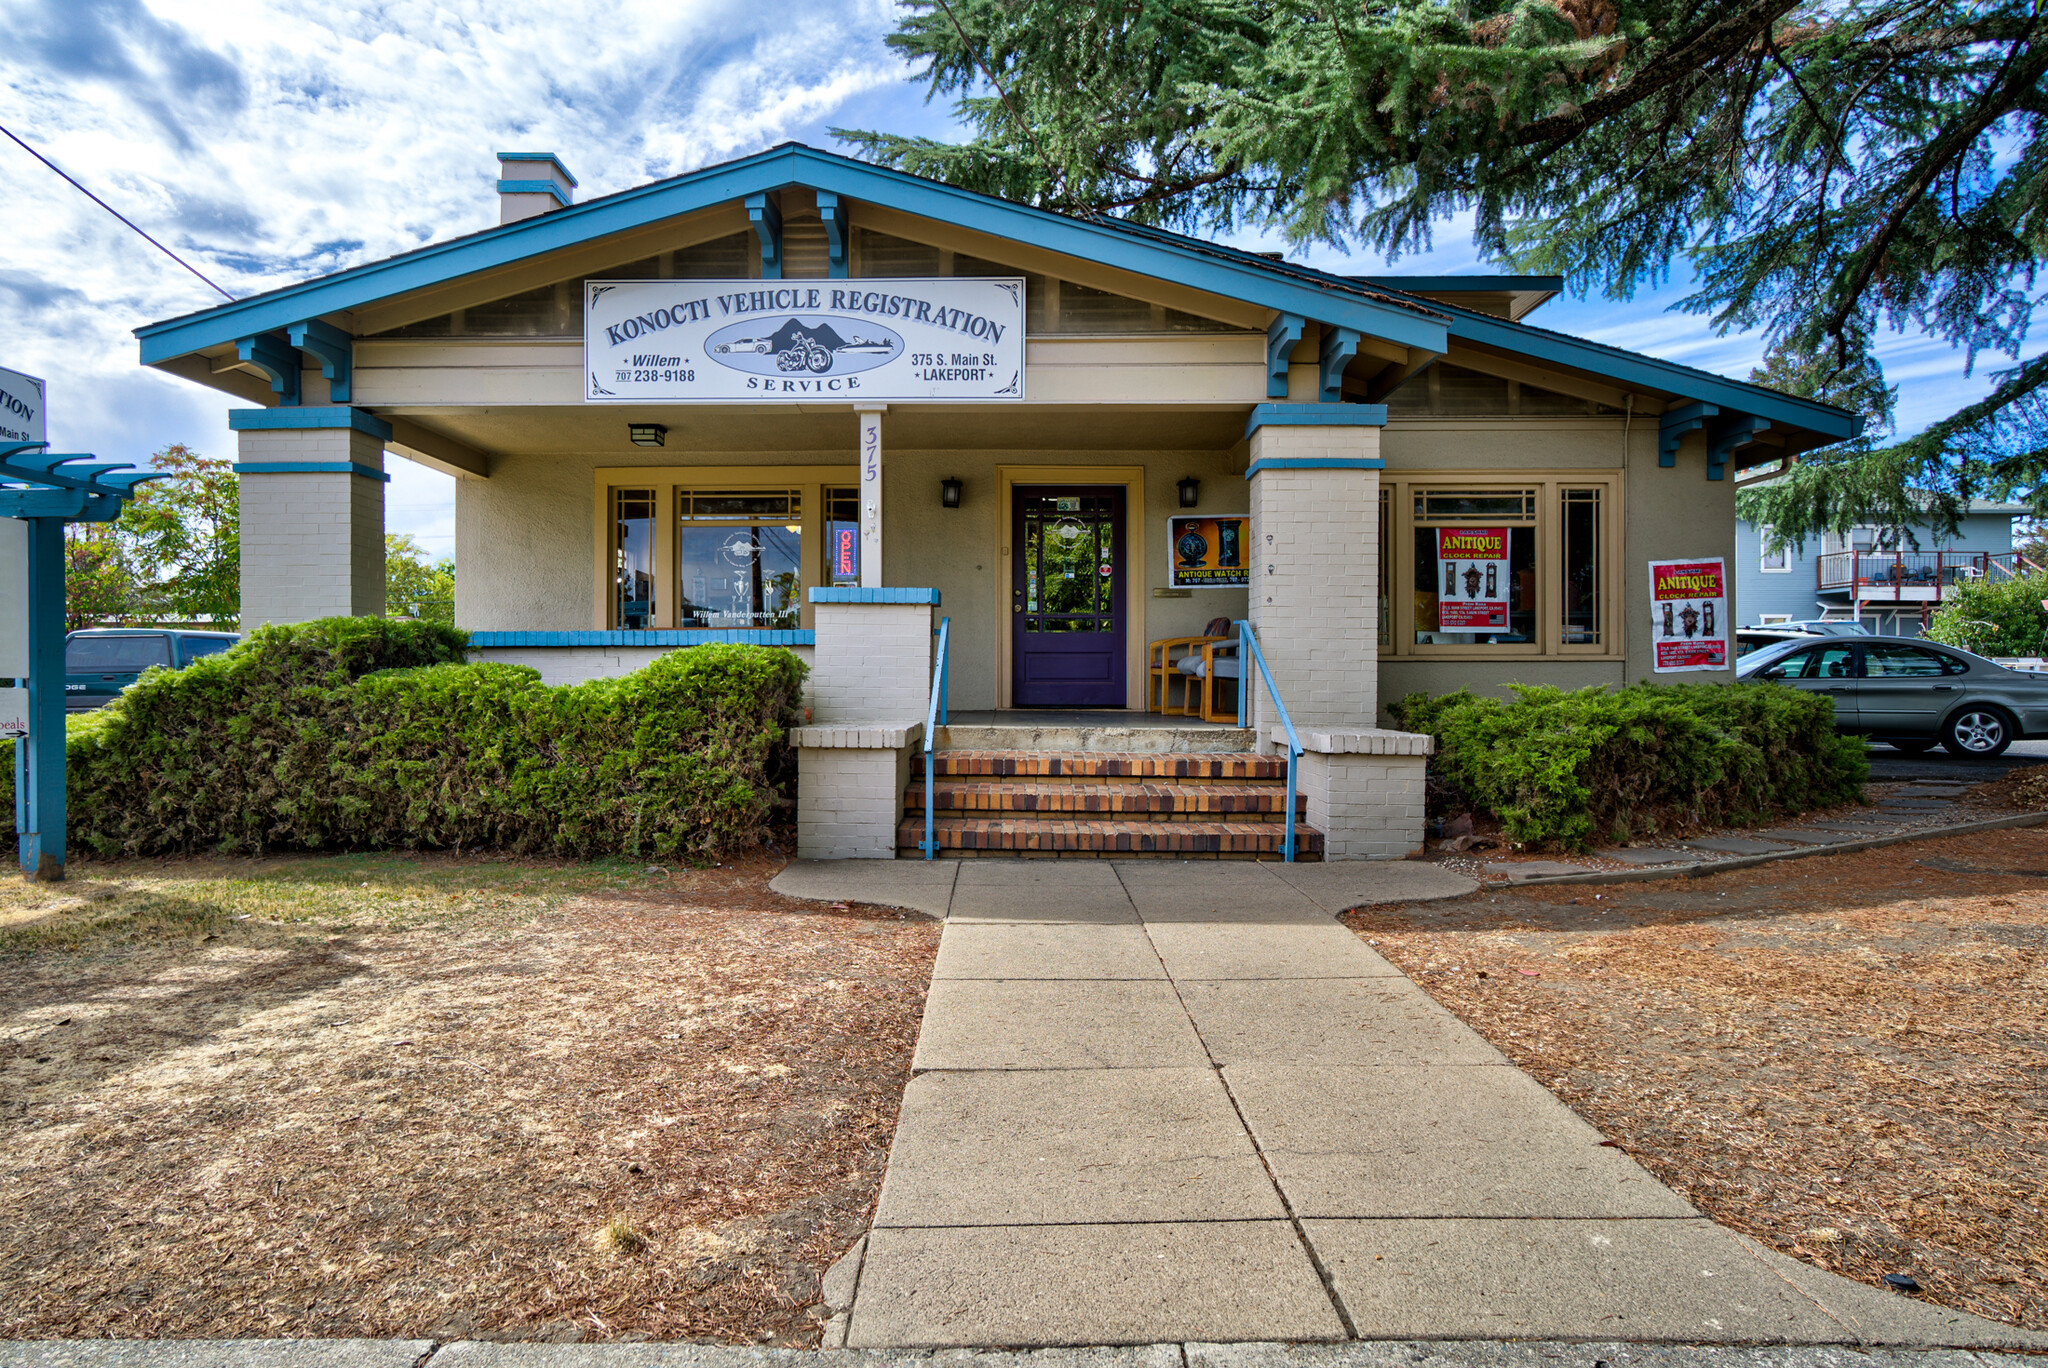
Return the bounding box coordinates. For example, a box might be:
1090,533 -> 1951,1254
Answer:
1649,557 -> 1729,671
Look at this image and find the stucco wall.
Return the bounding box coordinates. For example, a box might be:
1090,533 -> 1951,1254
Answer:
455,442 -> 1250,712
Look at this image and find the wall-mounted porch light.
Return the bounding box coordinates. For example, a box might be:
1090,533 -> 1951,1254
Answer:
941,476 -> 963,509
628,423 -> 667,448
1177,475 -> 1201,508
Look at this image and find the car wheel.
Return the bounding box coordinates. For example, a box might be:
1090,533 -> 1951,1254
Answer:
1886,738 -> 1937,753
1940,705 -> 2015,758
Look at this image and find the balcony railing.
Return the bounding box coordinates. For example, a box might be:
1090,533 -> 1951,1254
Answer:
1815,550 -> 2040,596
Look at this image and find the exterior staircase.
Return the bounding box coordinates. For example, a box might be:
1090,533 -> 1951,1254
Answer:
898,749 -> 1323,859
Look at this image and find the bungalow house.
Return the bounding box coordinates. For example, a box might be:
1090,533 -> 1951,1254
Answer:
135,143 -> 1861,861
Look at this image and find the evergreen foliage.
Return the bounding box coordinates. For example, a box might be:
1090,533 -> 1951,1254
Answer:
846,2 -> 2047,536
1391,682 -> 1868,849
0,620 -> 805,862
1923,570 -> 2048,656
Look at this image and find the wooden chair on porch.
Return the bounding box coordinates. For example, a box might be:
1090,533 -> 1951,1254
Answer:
1148,618 -> 1238,720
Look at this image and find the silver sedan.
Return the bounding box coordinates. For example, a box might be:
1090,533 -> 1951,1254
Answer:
1736,634 -> 2048,757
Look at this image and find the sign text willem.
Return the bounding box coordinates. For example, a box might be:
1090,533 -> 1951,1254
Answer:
585,278 -> 1025,403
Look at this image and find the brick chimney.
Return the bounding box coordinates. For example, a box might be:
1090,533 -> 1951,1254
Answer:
496,152 -> 577,224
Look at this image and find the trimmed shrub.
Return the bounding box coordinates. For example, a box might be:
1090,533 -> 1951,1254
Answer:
1,617 -> 805,862
1924,571 -> 2048,658
1390,681 -> 1868,850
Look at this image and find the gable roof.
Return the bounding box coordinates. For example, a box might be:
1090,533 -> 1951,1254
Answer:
136,142 -> 1448,363
135,141 -> 1861,447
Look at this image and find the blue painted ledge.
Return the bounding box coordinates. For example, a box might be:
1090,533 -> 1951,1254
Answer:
806,587 -> 941,605
234,461 -> 390,482
1245,456 -> 1385,478
468,630 -> 814,648
1243,402 -> 1388,437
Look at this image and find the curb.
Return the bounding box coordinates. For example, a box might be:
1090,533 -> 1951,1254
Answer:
1484,808 -> 2048,889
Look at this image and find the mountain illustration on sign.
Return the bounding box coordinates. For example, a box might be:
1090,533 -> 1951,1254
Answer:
712,318 -> 898,374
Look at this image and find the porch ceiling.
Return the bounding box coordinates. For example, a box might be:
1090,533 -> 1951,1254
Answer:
383,403 -> 1253,457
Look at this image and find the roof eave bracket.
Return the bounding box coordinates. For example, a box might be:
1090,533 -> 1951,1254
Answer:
746,193 -> 783,281
1266,314 -> 1305,399
816,190 -> 848,280
236,331 -> 301,406
1657,401 -> 1719,468
287,319 -> 354,403
1318,326 -> 1362,404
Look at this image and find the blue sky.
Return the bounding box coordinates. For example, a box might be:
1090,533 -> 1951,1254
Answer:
1,0 -> 2030,560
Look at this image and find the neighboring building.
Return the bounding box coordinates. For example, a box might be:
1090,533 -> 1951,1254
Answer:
134,143 -> 1861,859
1737,496 -> 2030,636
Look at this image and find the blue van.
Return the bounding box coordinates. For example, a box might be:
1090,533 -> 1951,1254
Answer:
64,628 -> 239,711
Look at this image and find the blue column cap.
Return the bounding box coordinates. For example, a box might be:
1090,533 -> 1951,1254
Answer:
228,407 -> 393,441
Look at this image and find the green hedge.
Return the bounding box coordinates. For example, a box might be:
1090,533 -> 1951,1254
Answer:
1,617 -> 805,861
1390,682 -> 1868,850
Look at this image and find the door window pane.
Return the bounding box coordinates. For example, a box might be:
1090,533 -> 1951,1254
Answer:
1779,646 -> 1856,679
1020,493 -> 1116,633
1864,644 -> 1964,677
1561,488 -> 1601,645
611,489 -> 656,630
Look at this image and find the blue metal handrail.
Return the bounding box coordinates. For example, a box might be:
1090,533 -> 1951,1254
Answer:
921,616 -> 951,859
1233,620 -> 1302,861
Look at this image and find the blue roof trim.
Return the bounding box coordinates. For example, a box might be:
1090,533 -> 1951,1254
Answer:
136,144 -> 1448,364
233,461 -> 391,482
1358,275 -> 1564,293
1372,289 -> 1863,443
227,406 -> 393,440
1245,403 -> 1387,437
1246,457 -> 1385,478
495,152 -> 578,188
495,179 -> 572,206
807,587 -> 941,605
469,629 -> 813,648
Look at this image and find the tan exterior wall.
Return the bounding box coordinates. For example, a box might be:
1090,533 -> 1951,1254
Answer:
455,441 -> 1252,712
237,426 -> 385,626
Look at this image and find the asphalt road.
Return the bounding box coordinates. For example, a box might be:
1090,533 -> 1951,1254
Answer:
1864,737 -> 2048,782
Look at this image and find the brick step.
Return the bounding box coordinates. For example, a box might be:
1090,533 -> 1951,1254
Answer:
907,779 -> 1302,820
897,816 -> 1324,859
931,750 -> 1285,782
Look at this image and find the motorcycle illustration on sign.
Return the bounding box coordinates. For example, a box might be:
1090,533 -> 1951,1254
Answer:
705,317 -> 902,376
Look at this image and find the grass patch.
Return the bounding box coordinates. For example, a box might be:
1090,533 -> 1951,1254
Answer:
0,852 -> 661,954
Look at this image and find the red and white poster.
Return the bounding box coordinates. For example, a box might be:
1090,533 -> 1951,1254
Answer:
1649,558 -> 1729,671
1435,528 -> 1510,630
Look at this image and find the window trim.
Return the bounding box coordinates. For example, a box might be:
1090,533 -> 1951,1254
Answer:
1380,471 -> 1623,660
592,465 -> 857,631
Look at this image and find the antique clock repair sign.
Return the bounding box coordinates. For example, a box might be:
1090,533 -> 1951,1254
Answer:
585,278 -> 1025,402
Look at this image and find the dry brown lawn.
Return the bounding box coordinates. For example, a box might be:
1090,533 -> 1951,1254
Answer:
1344,825 -> 2048,1332
0,852 -> 938,1345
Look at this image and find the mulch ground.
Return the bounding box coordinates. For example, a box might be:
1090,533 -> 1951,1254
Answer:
0,853 -> 938,1345
1343,825 -> 2048,1332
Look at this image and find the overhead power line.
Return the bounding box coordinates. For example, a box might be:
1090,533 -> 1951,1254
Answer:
0,121 -> 235,302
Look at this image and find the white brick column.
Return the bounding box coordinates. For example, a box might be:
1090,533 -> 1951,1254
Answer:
798,588 -> 940,859
230,407 -> 388,625
806,588 -> 937,724
1244,405 -> 1384,737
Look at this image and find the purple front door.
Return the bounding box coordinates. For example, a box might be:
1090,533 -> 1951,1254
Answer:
1012,486 -> 1127,707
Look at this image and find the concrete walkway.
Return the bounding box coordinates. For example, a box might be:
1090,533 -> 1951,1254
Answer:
770,859 -> 2044,1353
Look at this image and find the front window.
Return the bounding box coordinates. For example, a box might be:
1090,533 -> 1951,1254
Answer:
1412,488 -> 1537,646
1759,525 -> 1790,572
676,489 -> 802,629
611,489 -> 656,629
1864,643 -> 1966,677
65,634 -> 172,673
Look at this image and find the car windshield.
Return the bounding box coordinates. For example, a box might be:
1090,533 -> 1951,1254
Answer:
66,635 -> 172,672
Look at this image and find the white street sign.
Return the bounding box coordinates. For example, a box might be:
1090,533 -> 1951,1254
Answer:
0,686 -> 26,739
0,477 -> 29,680
585,278 -> 1025,402
0,364 -> 45,446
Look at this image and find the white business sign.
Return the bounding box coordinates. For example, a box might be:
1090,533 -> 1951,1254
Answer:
585,277 -> 1024,402
1,365 -> 42,683
1,364 -> 45,446
0,686 -> 26,739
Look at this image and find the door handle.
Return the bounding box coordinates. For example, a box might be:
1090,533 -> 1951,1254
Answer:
1933,684 -> 1957,691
